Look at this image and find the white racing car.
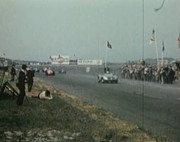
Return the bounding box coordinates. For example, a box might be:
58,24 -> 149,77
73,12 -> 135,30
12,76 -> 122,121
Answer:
98,72 -> 118,84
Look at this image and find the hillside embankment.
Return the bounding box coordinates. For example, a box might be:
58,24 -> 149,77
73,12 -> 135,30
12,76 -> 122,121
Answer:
0,77 -> 168,142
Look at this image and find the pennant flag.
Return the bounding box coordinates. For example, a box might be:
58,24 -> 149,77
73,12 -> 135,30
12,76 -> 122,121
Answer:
178,34 -> 180,48
107,41 -> 112,49
149,29 -> 155,44
162,41 -> 165,52
154,0 -> 165,11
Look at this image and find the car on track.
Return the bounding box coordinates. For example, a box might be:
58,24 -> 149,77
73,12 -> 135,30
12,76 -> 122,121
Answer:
98,72 -> 118,84
45,69 -> 55,76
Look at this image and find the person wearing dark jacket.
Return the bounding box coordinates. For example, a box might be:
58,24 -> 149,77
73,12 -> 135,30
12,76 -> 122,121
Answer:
26,68 -> 34,92
10,65 -> 16,81
17,64 -> 27,106
168,67 -> 175,84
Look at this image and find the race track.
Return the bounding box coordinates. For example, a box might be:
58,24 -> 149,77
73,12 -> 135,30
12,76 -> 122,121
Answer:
36,65 -> 180,142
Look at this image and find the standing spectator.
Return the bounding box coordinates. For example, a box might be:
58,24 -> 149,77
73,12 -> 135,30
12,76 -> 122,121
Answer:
160,67 -> 166,84
26,68 -> 34,92
144,66 -> 149,81
10,64 -> 16,81
17,64 -> 27,106
168,67 -> 175,84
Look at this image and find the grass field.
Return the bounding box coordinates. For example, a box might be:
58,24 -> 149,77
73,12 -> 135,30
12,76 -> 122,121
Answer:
0,77 -> 168,142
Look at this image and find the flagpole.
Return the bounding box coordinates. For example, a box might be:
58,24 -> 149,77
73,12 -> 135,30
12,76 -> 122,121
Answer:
161,41 -> 164,67
154,28 -> 159,70
105,41 -> 112,69
155,41 -> 159,69
179,33 -> 180,58
105,42 -> 108,68
161,50 -> 164,67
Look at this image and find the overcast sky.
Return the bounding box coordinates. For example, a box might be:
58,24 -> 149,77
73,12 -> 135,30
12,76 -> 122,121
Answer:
0,0 -> 180,62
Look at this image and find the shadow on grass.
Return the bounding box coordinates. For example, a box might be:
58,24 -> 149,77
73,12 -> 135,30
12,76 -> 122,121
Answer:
0,92 -> 17,100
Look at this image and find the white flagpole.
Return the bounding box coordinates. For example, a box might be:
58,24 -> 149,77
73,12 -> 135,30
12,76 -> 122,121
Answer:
161,41 -> 164,67
179,36 -> 180,56
161,50 -> 164,67
154,28 -> 159,70
105,42 -> 108,68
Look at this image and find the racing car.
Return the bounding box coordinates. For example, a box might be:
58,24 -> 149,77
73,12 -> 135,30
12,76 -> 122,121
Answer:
45,69 -> 55,76
98,72 -> 118,84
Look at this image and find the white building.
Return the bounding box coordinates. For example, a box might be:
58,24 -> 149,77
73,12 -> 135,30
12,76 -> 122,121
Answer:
50,55 -> 70,65
49,55 -> 102,65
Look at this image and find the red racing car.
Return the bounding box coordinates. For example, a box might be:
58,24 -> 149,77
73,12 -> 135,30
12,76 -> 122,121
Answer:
45,69 -> 55,76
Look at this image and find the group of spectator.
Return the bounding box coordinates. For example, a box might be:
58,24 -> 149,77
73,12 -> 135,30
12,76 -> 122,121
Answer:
10,64 -> 34,106
121,64 -> 177,84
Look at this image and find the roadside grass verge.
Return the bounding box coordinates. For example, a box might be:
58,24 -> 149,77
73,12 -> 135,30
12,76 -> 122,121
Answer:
0,77 -> 168,142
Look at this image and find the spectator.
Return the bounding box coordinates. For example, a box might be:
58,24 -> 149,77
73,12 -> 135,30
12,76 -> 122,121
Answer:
26,68 -> 34,92
32,90 -> 53,100
10,64 -> 16,81
168,67 -> 175,84
120,63 -> 178,85
17,64 -> 27,106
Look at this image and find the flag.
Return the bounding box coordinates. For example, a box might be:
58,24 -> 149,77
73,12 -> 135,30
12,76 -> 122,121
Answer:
178,34 -> 180,48
154,0 -> 165,11
107,41 -> 112,49
162,41 -> 165,52
149,29 -> 155,44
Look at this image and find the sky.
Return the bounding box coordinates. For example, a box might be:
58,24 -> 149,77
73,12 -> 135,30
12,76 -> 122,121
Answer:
0,0 -> 180,62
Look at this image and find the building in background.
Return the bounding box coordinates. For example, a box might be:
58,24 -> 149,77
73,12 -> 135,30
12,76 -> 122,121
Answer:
77,59 -> 102,65
49,55 -> 102,65
0,57 -> 12,67
50,55 -> 70,65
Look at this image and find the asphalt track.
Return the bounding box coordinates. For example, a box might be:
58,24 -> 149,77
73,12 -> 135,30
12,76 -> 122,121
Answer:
36,66 -> 180,142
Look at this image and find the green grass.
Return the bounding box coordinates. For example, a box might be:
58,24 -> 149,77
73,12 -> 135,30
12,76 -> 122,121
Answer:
0,94 -> 97,141
0,77 -> 169,142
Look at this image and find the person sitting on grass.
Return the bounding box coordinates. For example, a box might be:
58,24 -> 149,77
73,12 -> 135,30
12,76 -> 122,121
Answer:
32,90 -> 53,100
